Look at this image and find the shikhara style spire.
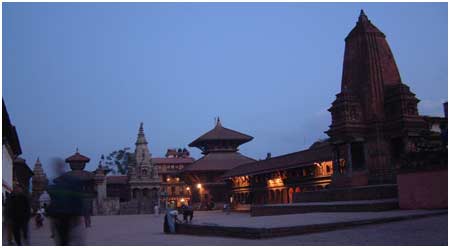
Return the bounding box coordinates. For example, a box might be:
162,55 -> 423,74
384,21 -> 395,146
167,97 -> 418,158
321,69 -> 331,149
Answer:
135,122 -> 148,145
340,9 -> 403,121
134,122 -> 152,166
343,9 -> 402,91
31,157 -> 48,210
327,10 -> 426,184
33,157 -> 47,180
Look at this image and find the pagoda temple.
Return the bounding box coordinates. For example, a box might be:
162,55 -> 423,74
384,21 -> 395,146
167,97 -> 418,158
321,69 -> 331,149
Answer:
326,10 -> 428,186
183,118 -> 255,209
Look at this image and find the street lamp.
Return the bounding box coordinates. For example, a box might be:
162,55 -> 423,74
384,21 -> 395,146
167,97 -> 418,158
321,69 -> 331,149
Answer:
160,191 -> 168,210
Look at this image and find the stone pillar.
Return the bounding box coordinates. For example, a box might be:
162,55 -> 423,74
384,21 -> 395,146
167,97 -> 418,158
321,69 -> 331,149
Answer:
346,143 -> 353,175
332,144 -> 341,176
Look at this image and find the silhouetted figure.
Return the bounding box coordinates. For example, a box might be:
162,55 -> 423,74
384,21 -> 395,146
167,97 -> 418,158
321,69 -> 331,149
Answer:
47,175 -> 85,245
83,198 -> 92,228
35,206 -> 45,228
181,204 -> 194,223
5,185 -> 31,246
3,192 -> 14,245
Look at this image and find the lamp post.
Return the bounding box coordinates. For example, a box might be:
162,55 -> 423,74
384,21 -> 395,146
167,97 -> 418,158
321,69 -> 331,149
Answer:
186,186 -> 191,205
161,191 -> 168,210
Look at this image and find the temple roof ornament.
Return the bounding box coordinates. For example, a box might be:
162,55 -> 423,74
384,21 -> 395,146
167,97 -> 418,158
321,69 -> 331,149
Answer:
135,122 -> 148,145
65,148 -> 90,171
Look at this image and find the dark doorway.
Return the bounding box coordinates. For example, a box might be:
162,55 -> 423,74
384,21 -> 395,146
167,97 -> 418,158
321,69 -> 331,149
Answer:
351,142 -> 365,170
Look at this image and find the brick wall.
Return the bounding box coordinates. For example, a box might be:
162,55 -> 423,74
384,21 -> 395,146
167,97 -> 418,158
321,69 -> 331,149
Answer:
293,184 -> 398,203
397,169 -> 448,209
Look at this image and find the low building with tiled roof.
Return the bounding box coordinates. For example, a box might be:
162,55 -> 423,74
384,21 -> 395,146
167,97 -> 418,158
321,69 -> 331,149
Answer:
183,118 -> 255,209
223,142 -> 334,210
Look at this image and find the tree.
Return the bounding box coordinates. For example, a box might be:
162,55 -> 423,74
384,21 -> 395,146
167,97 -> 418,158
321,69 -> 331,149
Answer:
104,147 -> 132,175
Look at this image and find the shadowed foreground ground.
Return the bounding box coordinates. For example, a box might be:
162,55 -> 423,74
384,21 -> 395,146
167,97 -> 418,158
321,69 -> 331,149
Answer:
8,211 -> 448,246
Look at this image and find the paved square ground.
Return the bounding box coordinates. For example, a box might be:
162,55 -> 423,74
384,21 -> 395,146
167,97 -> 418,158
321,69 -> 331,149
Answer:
5,211 -> 447,246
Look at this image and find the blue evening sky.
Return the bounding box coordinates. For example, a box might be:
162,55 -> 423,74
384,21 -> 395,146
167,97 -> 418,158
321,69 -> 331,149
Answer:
3,3 -> 448,178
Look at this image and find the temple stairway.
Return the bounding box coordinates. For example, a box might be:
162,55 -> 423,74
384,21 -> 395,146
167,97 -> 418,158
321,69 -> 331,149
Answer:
119,199 -> 157,215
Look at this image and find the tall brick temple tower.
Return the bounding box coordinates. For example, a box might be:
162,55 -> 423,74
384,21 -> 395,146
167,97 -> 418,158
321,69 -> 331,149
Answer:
326,10 -> 427,185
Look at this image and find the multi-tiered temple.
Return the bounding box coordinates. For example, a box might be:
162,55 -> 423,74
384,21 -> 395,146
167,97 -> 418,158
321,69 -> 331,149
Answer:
183,118 -> 255,209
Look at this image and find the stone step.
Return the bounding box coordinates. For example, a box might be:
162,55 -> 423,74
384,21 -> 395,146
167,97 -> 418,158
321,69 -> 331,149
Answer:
251,198 -> 399,216
177,210 -> 447,239
293,184 -> 398,203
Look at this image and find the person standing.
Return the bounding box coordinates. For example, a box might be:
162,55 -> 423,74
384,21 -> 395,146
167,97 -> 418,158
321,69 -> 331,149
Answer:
82,198 -> 92,228
154,204 -> 159,217
5,185 -> 31,246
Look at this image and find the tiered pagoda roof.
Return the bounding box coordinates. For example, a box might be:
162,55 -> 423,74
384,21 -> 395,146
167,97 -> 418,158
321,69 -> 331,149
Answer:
65,149 -> 90,164
56,149 -> 94,182
184,152 -> 255,172
184,118 -> 255,173
189,118 -> 253,154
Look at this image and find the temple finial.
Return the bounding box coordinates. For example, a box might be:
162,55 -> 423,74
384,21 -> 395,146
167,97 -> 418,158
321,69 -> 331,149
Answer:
358,9 -> 369,23
76,147 -> 79,153
216,116 -> 222,127
139,122 -> 145,134
135,122 -> 148,145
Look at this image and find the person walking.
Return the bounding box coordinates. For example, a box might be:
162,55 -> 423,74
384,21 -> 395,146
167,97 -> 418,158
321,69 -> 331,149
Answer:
3,193 -> 14,245
35,206 -> 45,228
5,185 -> 31,246
47,175 -> 86,245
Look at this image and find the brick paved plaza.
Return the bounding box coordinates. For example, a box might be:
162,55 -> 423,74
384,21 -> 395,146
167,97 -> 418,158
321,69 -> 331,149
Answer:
20,211 -> 448,246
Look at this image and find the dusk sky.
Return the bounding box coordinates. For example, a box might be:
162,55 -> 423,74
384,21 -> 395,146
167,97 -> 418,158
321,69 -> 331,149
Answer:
3,3 -> 448,178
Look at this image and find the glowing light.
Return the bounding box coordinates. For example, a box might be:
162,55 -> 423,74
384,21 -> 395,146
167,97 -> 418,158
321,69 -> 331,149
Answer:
186,187 -> 190,191
166,178 -> 171,182
267,178 -> 284,187
176,177 -> 180,182
197,183 -> 202,189
180,198 -> 185,202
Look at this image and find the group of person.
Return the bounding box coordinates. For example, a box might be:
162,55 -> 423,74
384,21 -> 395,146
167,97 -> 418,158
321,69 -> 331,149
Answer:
3,174 -> 94,246
163,204 -> 194,234
3,185 -> 31,246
